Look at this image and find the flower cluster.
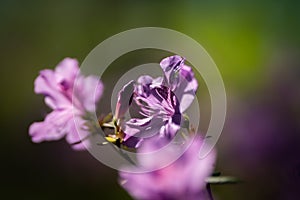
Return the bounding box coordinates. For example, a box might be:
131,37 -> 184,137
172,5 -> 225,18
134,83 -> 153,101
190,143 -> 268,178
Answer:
29,55 -> 218,200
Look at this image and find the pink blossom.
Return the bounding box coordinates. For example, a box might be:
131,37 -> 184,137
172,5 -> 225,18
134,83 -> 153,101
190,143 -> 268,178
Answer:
119,136 -> 216,200
29,58 -> 103,150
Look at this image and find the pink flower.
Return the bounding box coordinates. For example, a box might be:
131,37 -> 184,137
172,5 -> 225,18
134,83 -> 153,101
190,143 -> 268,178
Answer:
119,136 -> 216,200
29,58 -> 103,150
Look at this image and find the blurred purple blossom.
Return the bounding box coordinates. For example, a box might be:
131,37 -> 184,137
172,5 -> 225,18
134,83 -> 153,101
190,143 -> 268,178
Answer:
222,52 -> 300,199
29,58 -> 103,150
119,136 -> 216,200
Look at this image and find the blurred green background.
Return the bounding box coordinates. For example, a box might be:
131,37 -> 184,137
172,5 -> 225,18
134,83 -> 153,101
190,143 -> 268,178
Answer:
1,0 -> 300,199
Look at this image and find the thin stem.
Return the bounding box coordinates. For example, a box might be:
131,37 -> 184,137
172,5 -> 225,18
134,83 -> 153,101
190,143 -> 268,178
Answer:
206,183 -> 214,200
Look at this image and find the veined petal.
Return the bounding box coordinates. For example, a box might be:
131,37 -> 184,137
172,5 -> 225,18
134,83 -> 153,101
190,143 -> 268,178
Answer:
177,64 -> 198,112
160,55 -> 198,112
160,55 -> 183,76
115,80 -> 135,119
124,117 -> 164,140
159,119 -> 181,139
122,136 -> 143,148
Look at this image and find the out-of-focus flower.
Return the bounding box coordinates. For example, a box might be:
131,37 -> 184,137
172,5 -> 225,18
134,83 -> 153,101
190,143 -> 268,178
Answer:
29,58 -> 103,150
113,55 -> 198,147
223,51 -> 300,199
119,136 -> 216,200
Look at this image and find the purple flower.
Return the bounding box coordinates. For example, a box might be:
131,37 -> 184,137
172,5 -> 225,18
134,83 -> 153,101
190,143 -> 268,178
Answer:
119,136 -> 216,200
117,56 -> 198,146
29,58 -> 103,150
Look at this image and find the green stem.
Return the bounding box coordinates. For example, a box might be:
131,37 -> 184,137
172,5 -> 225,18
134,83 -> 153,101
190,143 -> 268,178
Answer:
206,183 -> 214,200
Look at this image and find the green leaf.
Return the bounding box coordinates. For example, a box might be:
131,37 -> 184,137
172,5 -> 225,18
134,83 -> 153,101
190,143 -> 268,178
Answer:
206,176 -> 239,184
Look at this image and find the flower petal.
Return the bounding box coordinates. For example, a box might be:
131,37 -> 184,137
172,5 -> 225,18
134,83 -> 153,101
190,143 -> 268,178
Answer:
159,119 -> 180,139
115,80 -> 135,119
73,75 -> 103,112
124,117 -> 164,138
55,58 -> 79,85
34,69 -> 71,109
29,109 -> 71,143
34,58 -> 81,110
160,55 -> 198,112
65,116 -> 91,150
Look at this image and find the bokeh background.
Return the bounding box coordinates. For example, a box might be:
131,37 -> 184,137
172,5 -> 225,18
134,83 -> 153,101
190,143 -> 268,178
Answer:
1,0 -> 300,199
